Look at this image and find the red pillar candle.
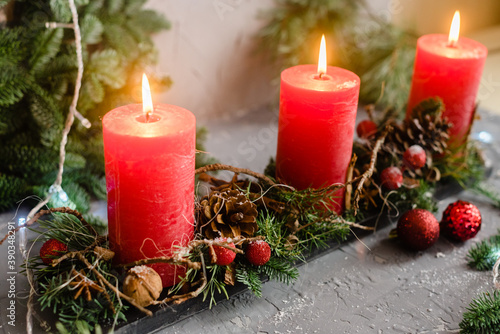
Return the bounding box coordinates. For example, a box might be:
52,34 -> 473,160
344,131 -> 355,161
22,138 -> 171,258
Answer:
103,75 -> 196,288
276,36 -> 360,213
406,11 -> 487,145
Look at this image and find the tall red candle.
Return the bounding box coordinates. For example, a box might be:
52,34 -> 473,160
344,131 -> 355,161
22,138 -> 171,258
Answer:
103,77 -> 195,288
276,37 -> 360,213
406,11 -> 487,145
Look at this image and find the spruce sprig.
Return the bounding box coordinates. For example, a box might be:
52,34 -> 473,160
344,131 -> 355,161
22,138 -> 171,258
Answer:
202,264 -> 229,308
459,291 -> 500,334
236,265 -> 263,297
0,1 -> 171,212
434,141 -> 485,189
235,258 -> 299,298
384,180 -> 437,215
256,210 -> 303,259
467,231 -> 500,271
34,213 -> 97,250
26,212 -> 124,333
259,257 -> 299,285
270,187 -> 351,250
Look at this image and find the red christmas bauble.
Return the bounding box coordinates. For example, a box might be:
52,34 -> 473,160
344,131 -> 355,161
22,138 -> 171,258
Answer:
440,200 -> 482,242
40,238 -> 68,265
397,209 -> 440,251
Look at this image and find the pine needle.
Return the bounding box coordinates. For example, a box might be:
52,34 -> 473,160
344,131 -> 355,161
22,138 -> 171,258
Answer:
467,231 -> 500,271
460,291 -> 500,334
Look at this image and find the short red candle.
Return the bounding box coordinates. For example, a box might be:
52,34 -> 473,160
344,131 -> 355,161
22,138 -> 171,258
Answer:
103,104 -> 196,287
276,65 -> 360,213
406,34 -> 487,144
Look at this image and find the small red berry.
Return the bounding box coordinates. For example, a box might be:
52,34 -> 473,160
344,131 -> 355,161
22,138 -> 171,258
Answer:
40,239 -> 68,265
212,238 -> 236,266
380,167 -> 403,190
356,120 -> 378,139
245,240 -> 271,266
403,145 -> 427,170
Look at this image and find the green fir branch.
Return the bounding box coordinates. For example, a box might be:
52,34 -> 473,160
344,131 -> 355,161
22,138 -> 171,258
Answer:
260,257 -> 298,285
467,231 -> 500,271
0,0 -> 172,212
385,180 -> 437,215
435,141 -> 485,188
26,213 -> 124,333
256,211 -> 302,259
236,265 -> 263,297
30,28 -> 64,72
460,291 -> 500,334
202,264 -> 229,308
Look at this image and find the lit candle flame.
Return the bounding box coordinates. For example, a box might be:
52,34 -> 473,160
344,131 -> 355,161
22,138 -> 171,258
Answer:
142,73 -> 153,119
448,10 -> 460,47
317,34 -> 327,77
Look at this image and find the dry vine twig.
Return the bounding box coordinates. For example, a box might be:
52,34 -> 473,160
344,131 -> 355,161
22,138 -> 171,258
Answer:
352,129 -> 389,215
345,154 -> 358,210
325,216 -> 375,231
75,253 -> 153,316
195,163 -> 276,187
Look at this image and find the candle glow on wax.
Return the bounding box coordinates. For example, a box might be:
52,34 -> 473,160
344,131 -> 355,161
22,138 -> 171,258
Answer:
317,35 -> 327,77
448,11 -> 460,47
142,73 -> 154,120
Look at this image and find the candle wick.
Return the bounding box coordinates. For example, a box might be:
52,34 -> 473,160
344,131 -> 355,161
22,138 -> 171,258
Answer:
319,72 -> 324,79
145,112 -> 150,123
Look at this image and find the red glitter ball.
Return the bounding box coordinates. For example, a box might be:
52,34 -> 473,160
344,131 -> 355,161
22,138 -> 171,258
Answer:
397,209 -> 440,251
440,200 -> 482,242
40,238 -> 68,265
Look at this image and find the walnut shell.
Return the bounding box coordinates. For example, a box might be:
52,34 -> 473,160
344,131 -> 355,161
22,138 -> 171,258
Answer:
122,266 -> 162,307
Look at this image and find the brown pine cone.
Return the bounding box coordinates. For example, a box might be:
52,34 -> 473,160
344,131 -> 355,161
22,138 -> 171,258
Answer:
384,98 -> 451,156
198,189 -> 258,239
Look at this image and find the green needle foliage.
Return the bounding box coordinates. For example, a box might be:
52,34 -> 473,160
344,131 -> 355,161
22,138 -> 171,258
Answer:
467,231 -> 500,271
27,213 -> 126,333
202,264 -> 230,308
0,0 -> 171,212
344,23 -> 417,113
196,126 -> 219,169
236,264 -> 263,297
460,232 -> 500,333
460,291 -> 500,334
